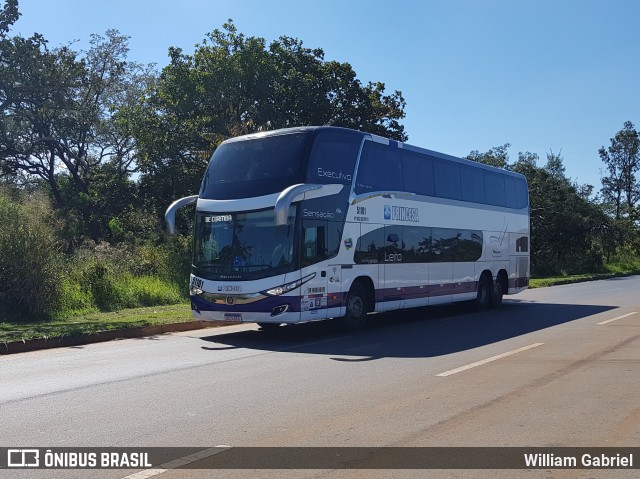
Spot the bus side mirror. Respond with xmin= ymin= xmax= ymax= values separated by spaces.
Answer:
xmin=165 ymin=195 xmax=198 ymax=234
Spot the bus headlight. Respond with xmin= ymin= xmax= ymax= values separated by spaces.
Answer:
xmin=263 ymin=273 xmax=316 ymax=296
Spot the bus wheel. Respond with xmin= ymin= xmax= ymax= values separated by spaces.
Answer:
xmin=258 ymin=322 xmax=281 ymax=331
xmin=475 ymin=275 xmax=491 ymax=311
xmin=341 ymin=283 xmax=368 ymax=331
xmin=490 ymin=279 xmax=504 ymax=308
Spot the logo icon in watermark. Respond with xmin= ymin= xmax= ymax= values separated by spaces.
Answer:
xmin=7 ymin=449 xmax=39 ymax=467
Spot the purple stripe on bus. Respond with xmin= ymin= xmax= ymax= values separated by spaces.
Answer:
xmin=191 ymin=278 xmax=521 ymax=313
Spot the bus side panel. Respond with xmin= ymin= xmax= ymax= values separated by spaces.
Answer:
xmin=452 ymin=262 xmax=476 ymax=301
xmin=299 ymin=265 xmax=328 ymax=321
xmin=428 ymin=263 xmax=453 ymax=305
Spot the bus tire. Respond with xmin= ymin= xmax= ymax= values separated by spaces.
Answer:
xmin=475 ymin=274 xmax=491 ymax=311
xmin=341 ymin=283 xmax=368 ymax=332
xmin=490 ymin=277 xmax=504 ymax=308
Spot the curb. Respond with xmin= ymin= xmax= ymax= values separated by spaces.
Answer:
xmin=0 ymin=321 xmax=229 ymax=355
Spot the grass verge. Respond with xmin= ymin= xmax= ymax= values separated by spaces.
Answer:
xmin=0 ymin=302 xmax=193 ymax=343
xmin=529 ymin=270 xmax=640 ymax=288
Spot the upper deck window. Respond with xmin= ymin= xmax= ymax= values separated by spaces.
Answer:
xmin=354 ymin=141 xmax=402 ymax=194
xmin=199 ymin=132 xmax=311 ymax=200
xmin=306 ymin=131 xmax=362 ymax=185
xmin=353 ymin=139 xmax=528 ymax=210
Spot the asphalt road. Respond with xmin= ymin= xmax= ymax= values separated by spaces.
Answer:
xmin=1 ymin=276 xmax=639 ymax=479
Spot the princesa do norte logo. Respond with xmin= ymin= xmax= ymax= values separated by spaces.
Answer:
xmin=384 ymin=205 xmax=419 ymax=222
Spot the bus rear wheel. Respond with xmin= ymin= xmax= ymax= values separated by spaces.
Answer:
xmin=490 ymin=279 xmax=504 ymax=308
xmin=341 ymin=283 xmax=368 ymax=332
xmin=475 ymin=274 xmax=491 ymax=311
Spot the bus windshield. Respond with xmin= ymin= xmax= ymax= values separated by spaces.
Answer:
xmin=199 ymin=132 xmax=312 ymax=200
xmin=193 ymin=208 xmax=297 ymax=280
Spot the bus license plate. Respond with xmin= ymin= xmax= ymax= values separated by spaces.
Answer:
xmin=224 ymin=313 xmax=242 ymax=323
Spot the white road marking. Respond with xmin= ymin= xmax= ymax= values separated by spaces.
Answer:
xmin=600 ymin=288 xmax=622 ymax=293
xmin=121 ymin=447 xmax=229 ymax=479
xmin=436 ymin=343 xmax=544 ymax=377
xmin=597 ymin=311 xmax=637 ymax=325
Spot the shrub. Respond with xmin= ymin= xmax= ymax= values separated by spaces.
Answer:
xmin=606 ymin=245 xmax=640 ymax=273
xmin=52 ymin=277 xmax=96 ymax=318
xmin=125 ymin=276 xmax=182 ymax=307
xmin=0 ymin=190 xmax=63 ymax=320
xmin=58 ymin=241 xmax=187 ymax=313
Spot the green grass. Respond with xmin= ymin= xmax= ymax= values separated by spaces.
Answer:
xmin=530 ymin=269 xmax=640 ymax=288
xmin=0 ymin=302 xmax=193 ymax=343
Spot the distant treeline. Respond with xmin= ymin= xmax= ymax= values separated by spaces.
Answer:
xmin=1 ymin=1 xmax=639 ymax=320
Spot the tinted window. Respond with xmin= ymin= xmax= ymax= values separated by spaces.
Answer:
xmin=433 ymin=160 xmax=461 ymax=200
xmin=429 ymin=228 xmax=458 ymax=262
xmin=516 ymin=235 xmax=529 ymax=253
xmin=306 ymin=131 xmax=361 ymax=185
xmin=301 ymin=219 xmax=327 ymax=267
xmin=403 ymin=226 xmax=430 ymax=263
xmin=505 ymin=176 xmax=529 ymax=209
xmin=457 ymin=230 xmax=483 ymax=261
xmin=354 ymin=227 xmax=383 ymax=264
xmin=383 ymin=225 xmax=404 ymax=263
xmin=200 ymin=132 xmax=311 ymax=200
xmin=460 ymin=166 xmax=485 ymax=203
xmin=355 ymin=141 xmax=403 ymax=194
xmin=300 ymin=219 xmax=343 ymax=266
xmin=402 ymin=151 xmax=435 ymax=196
xmin=484 ymin=172 xmax=506 ymax=207
xmin=354 ymin=226 xmax=485 ymax=264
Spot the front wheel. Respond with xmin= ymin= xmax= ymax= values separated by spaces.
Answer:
xmin=341 ymin=283 xmax=368 ymax=332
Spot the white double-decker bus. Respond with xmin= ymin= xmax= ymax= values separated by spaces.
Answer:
xmin=166 ymin=126 xmax=529 ymax=330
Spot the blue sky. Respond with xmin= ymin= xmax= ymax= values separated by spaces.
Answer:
xmin=12 ymin=0 xmax=640 ymax=191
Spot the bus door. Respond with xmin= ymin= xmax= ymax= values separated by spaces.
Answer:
xmin=300 ymin=220 xmax=330 ymax=319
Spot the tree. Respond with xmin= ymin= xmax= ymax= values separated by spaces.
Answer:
xmin=126 ymin=20 xmax=407 ymax=206
xmin=512 ymin=152 xmax=609 ymax=275
xmin=469 ymin=144 xmax=610 ymax=274
xmin=1 ymin=5 xmax=154 ymax=241
xmin=599 ymin=121 xmax=640 ymax=220
xmin=0 ymin=0 xmax=18 ymax=38
xmin=544 ymin=149 xmax=566 ymax=179
xmin=466 ymin=143 xmax=511 ymax=169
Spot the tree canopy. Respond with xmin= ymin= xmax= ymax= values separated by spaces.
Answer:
xmin=1 ymin=2 xmax=154 ymax=241
xmin=125 ymin=20 xmax=407 ymax=203
xmin=599 ymin=121 xmax=640 ymax=220
xmin=468 ymin=146 xmax=611 ymax=275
